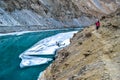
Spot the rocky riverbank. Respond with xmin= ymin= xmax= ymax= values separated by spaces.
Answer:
xmin=39 ymin=8 xmax=120 ymax=80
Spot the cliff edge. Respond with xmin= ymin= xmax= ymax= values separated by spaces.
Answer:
xmin=39 ymin=9 xmax=120 ymax=80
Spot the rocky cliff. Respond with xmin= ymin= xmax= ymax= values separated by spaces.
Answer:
xmin=1 ymin=0 xmax=119 ymax=19
xmin=39 ymin=8 xmax=120 ymax=80
xmin=0 ymin=0 xmax=120 ymax=32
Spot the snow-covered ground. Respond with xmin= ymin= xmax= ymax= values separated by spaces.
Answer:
xmin=19 ymin=31 xmax=77 ymax=68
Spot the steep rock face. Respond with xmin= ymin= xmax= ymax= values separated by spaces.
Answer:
xmin=39 ymin=9 xmax=120 ymax=80
xmin=0 ymin=0 xmax=120 ymax=26
xmin=0 ymin=0 xmax=120 ymax=21
xmin=1 ymin=0 xmax=119 ymax=19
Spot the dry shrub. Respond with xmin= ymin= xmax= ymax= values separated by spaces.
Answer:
xmin=78 ymin=41 xmax=82 ymax=45
xmin=85 ymin=32 xmax=92 ymax=38
xmin=112 ymin=25 xmax=119 ymax=29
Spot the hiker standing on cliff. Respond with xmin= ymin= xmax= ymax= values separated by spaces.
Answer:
xmin=95 ymin=20 xmax=100 ymax=30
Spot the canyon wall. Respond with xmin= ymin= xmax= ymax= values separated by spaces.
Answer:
xmin=0 ymin=0 xmax=120 ymax=32
xmin=1 ymin=0 xmax=120 ymax=19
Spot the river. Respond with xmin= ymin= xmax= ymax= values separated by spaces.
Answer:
xmin=0 ymin=28 xmax=82 ymax=80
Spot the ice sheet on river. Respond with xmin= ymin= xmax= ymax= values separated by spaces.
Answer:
xmin=19 ymin=31 xmax=77 ymax=68
xmin=20 ymin=55 xmax=52 ymax=68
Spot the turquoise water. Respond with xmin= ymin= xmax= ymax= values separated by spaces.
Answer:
xmin=0 ymin=28 xmax=80 ymax=80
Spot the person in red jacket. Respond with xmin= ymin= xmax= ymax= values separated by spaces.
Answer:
xmin=95 ymin=20 xmax=100 ymax=30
